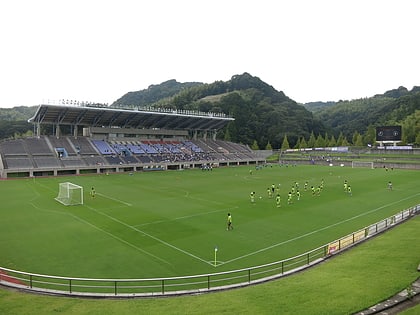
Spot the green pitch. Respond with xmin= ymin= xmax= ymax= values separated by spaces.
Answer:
xmin=1 ymin=165 xmax=419 ymax=279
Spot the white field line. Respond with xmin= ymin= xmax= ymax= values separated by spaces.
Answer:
xmin=134 ymin=206 xmax=238 ymax=227
xmin=74 ymin=206 xmax=172 ymax=265
xmin=28 ymin=180 xmax=226 ymax=266
xmin=96 ymin=192 xmax=132 ymax=206
xmin=220 ymin=193 xmax=420 ymax=266
xmin=26 ymin=200 xmax=171 ymax=265
xmin=85 ymin=205 xmax=216 ymax=266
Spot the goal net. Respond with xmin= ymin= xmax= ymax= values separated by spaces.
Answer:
xmin=351 ymin=161 xmax=374 ymax=169
xmin=55 ymin=182 xmax=84 ymax=205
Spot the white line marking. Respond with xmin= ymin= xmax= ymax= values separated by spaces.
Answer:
xmin=134 ymin=207 xmax=238 ymax=227
xmin=72 ymin=208 xmax=171 ymax=265
xmin=26 ymin=201 xmax=171 ymax=265
xmin=96 ymin=192 xmax=132 ymax=206
xmin=220 ymin=193 xmax=420 ymax=266
xmin=86 ymin=205 xmax=216 ymax=266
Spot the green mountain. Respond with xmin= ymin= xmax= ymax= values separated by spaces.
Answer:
xmin=115 ymin=73 xmax=325 ymax=149
xmin=308 ymin=86 xmax=420 ymax=143
xmin=0 ymin=75 xmax=419 ymax=147
xmin=112 ymin=79 xmax=202 ymax=107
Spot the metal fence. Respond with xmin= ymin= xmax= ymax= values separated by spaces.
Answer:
xmin=1 ymin=205 xmax=419 ymax=298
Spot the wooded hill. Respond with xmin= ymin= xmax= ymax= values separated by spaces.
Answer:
xmin=0 ymin=73 xmax=419 ymax=148
xmin=113 ymin=73 xmax=325 ymax=149
xmin=304 ymin=86 xmax=420 ymax=146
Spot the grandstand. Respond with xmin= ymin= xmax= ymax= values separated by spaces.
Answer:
xmin=0 ymin=103 xmax=267 ymax=178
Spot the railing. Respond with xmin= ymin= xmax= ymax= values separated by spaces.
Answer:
xmin=1 ymin=205 xmax=419 ymax=297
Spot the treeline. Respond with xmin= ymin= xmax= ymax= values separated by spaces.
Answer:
xmin=0 ymin=106 xmax=36 ymax=140
xmin=116 ymin=73 xmax=420 ymax=148
xmin=0 ymin=74 xmax=419 ymax=148
xmin=116 ymin=73 xmax=326 ymax=149
xmin=307 ymin=86 xmax=420 ymax=146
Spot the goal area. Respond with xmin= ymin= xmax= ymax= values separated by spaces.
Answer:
xmin=55 ymin=182 xmax=84 ymax=205
xmin=351 ymin=161 xmax=374 ymax=169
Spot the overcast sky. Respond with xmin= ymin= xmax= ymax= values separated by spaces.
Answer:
xmin=0 ymin=0 xmax=419 ymax=108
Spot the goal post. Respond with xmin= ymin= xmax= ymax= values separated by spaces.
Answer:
xmin=55 ymin=182 xmax=84 ymax=205
xmin=351 ymin=161 xmax=374 ymax=169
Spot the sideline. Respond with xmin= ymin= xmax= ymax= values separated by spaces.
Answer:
xmin=221 ymin=193 xmax=420 ymax=266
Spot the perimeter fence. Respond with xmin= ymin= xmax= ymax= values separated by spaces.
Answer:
xmin=1 ymin=204 xmax=419 ymax=298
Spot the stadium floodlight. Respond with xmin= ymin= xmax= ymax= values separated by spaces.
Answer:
xmin=55 ymin=182 xmax=84 ymax=206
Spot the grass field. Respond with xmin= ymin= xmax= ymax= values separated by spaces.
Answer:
xmin=1 ymin=164 xmax=419 ymax=281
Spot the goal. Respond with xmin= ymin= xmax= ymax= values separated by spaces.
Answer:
xmin=351 ymin=161 xmax=374 ymax=169
xmin=55 ymin=182 xmax=84 ymax=205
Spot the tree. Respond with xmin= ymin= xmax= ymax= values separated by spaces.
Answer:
xmin=300 ymin=136 xmax=308 ymax=149
xmin=281 ymin=134 xmax=290 ymax=151
xmin=307 ymin=131 xmax=316 ymax=148
xmin=328 ymin=135 xmax=337 ymax=147
xmin=415 ymin=131 xmax=420 ymax=146
xmin=363 ymin=125 xmax=376 ymax=146
xmin=336 ymin=132 xmax=345 ymax=146
xmin=251 ymin=140 xmax=259 ymax=150
xmin=341 ymin=137 xmax=350 ymax=146
xmin=354 ymin=133 xmax=364 ymax=146
xmin=294 ymin=137 xmax=301 ymax=149
xmin=315 ymin=134 xmax=326 ymax=148
xmin=352 ymin=131 xmax=362 ymax=145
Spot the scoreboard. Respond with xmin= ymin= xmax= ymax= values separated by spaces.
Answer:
xmin=376 ymin=126 xmax=402 ymax=141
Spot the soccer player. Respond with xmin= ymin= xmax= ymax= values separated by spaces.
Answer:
xmin=227 ymin=213 xmax=233 ymax=230
xmin=344 ymin=180 xmax=348 ymax=193
xmin=276 ymin=194 xmax=281 ymax=208
xmin=304 ymin=181 xmax=308 ymax=191
xmin=90 ymin=186 xmax=96 ymax=198
xmin=250 ymin=191 xmax=255 ymax=204
xmin=296 ymin=190 xmax=301 ymax=201
xmin=267 ymin=187 xmax=273 ymax=198
xmin=287 ymin=192 xmax=292 ymax=204
xmin=347 ymin=185 xmax=352 ymax=196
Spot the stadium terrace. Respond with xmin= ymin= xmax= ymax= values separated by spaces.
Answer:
xmin=0 ymin=103 xmax=267 ymax=179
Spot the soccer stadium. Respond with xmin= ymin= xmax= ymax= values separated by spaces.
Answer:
xmin=0 ymin=103 xmax=267 ymax=179
xmin=1 ymin=103 xmax=420 ymax=313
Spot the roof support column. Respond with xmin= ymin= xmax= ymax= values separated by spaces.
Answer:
xmin=35 ymin=122 xmax=41 ymax=138
xmin=55 ymin=124 xmax=60 ymax=138
xmin=73 ymin=125 xmax=78 ymax=139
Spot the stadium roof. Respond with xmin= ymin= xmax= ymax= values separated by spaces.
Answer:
xmin=28 ymin=104 xmax=234 ymax=131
